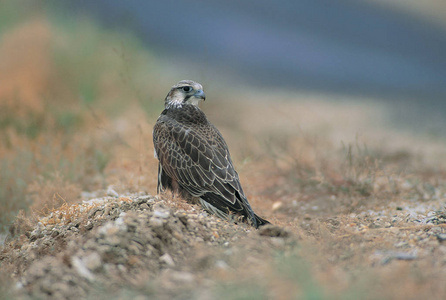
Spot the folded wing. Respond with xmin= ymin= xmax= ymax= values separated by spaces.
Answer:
xmin=153 ymin=114 xmax=259 ymax=225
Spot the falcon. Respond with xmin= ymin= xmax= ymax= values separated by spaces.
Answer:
xmin=153 ymin=80 xmax=269 ymax=228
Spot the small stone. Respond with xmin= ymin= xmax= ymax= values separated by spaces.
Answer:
xmin=29 ymin=229 xmax=42 ymax=241
xmin=72 ymin=256 xmax=94 ymax=281
xmin=149 ymin=217 xmax=164 ymax=227
xmin=69 ymin=227 xmax=80 ymax=233
xmin=272 ymin=201 xmax=283 ymax=211
xmin=188 ymin=220 xmax=198 ymax=229
xmin=169 ymin=271 xmax=194 ymax=283
xmin=83 ymin=252 xmax=102 ymax=271
xmin=153 ymin=210 xmax=170 ymax=219
xmin=215 ymin=260 xmax=228 ymax=270
xmin=99 ymin=222 xmax=120 ymax=236
xmin=178 ymin=214 xmax=188 ymax=225
xmin=118 ymin=264 xmax=127 ymax=272
xmin=374 ymin=250 xmax=418 ymax=265
xmin=140 ymin=203 xmax=149 ymax=210
xmin=84 ymin=221 xmax=94 ymax=230
xmin=160 ymin=253 xmax=175 ymax=267
xmin=437 ymin=233 xmax=446 ymax=242
xmin=138 ymin=195 xmax=153 ymax=202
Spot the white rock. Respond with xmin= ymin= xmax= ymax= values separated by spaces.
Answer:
xmin=153 ymin=210 xmax=170 ymax=219
xmin=72 ymin=256 xmax=94 ymax=281
xmin=83 ymin=252 xmax=102 ymax=271
xmin=159 ymin=253 xmax=175 ymax=266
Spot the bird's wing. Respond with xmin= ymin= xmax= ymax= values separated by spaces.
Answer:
xmin=153 ymin=114 xmax=254 ymax=216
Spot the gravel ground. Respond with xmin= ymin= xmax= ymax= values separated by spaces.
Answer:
xmin=2 ymin=189 xmax=446 ymax=299
xmin=0 ymin=193 xmax=291 ymax=299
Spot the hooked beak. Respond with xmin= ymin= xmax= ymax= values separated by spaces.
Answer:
xmin=194 ymin=89 xmax=206 ymax=101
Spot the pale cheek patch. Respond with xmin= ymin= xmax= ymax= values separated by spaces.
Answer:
xmin=186 ymin=97 xmax=203 ymax=106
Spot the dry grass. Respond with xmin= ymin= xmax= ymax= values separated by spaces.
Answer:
xmin=0 ymin=14 xmax=163 ymax=232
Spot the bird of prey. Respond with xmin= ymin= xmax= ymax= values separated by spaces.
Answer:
xmin=153 ymin=80 xmax=269 ymax=228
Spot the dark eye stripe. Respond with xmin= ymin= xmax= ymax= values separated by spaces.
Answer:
xmin=183 ymin=95 xmax=192 ymax=103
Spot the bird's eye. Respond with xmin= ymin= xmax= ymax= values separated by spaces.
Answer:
xmin=182 ymin=86 xmax=192 ymax=92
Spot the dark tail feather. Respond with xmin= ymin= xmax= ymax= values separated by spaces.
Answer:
xmin=253 ymin=214 xmax=270 ymax=228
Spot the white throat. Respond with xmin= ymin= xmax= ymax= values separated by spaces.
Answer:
xmin=187 ymin=97 xmax=203 ymax=106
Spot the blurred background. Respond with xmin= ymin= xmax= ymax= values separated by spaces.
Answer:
xmin=59 ymin=0 xmax=446 ymax=132
xmin=58 ymin=0 xmax=446 ymax=102
xmin=1 ymin=0 xmax=446 ymax=231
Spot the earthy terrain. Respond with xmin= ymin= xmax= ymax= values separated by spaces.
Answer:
xmin=1 ymin=10 xmax=446 ymax=300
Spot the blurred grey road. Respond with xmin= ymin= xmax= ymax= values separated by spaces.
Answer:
xmin=57 ymin=0 xmax=446 ymax=105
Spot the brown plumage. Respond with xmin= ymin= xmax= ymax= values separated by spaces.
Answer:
xmin=153 ymin=80 xmax=269 ymax=228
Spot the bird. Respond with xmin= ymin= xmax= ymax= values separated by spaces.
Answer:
xmin=153 ymin=80 xmax=270 ymax=228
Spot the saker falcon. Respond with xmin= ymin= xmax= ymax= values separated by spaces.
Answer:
xmin=153 ymin=80 xmax=269 ymax=228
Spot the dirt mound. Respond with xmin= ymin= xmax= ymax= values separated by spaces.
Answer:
xmin=1 ymin=194 xmax=291 ymax=299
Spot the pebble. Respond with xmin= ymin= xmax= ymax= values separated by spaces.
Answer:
xmin=98 ymin=222 xmax=120 ymax=236
xmin=374 ymin=250 xmax=418 ymax=265
xmin=215 ymin=260 xmax=228 ymax=270
xmin=153 ymin=210 xmax=170 ymax=219
xmin=85 ymin=221 xmax=94 ymax=230
xmin=72 ymin=256 xmax=94 ymax=281
xmin=83 ymin=252 xmax=102 ymax=271
xmin=436 ymin=233 xmax=446 ymax=242
xmin=178 ymin=214 xmax=188 ymax=225
xmin=140 ymin=203 xmax=150 ymax=210
xmin=272 ymin=201 xmax=283 ymax=211
xmin=169 ymin=271 xmax=195 ymax=284
xmin=149 ymin=216 xmax=164 ymax=227
xmin=159 ymin=253 xmax=175 ymax=267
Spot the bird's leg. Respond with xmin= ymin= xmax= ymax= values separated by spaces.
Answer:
xmin=171 ymin=179 xmax=180 ymax=198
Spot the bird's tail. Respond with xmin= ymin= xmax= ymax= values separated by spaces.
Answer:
xmin=198 ymin=197 xmax=270 ymax=229
xmin=253 ymin=213 xmax=270 ymax=228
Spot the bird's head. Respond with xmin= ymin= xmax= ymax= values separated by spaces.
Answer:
xmin=165 ymin=80 xmax=206 ymax=108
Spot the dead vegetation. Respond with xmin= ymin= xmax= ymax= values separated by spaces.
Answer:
xmin=1 ymin=8 xmax=446 ymax=300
